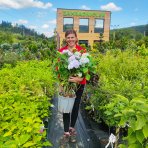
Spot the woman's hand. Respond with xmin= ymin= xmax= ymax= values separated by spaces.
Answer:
xmin=68 ymin=76 xmax=83 ymax=83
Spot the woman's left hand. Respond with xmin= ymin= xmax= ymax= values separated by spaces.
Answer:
xmin=68 ymin=76 xmax=83 ymax=83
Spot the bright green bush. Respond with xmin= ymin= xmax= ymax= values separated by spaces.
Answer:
xmin=86 ymin=49 xmax=148 ymax=147
xmin=0 ymin=60 xmax=55 ymax=147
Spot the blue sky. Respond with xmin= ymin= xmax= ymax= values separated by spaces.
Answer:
xmin=0 ymin=0 xmax=147 ymax=37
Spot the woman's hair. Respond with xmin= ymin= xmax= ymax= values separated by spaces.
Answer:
xmin=65 ymin=29 xmax=77 ymax=38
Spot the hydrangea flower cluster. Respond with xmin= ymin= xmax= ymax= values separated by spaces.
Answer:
xmin=62 ymin=50 xmax=90 ymax=71
xmin=54 ymin=48 xmax=94 ymax=96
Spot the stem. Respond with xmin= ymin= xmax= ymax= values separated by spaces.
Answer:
xmin=115 ymin=127 xmax=120 ymax=148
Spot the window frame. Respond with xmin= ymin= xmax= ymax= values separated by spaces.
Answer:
xmin=94 ymin=18 xmax=104 ymax=33
xmin=63 ymin=17 xmax=74 ymax=32
xmin=79 ymin=18 xmax=89 ymax=33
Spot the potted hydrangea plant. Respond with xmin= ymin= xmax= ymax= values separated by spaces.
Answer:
xmin=54 ymin=48 xmax=94 ymax=113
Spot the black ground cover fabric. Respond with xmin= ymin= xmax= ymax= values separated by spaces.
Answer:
xmin=47 ymin=95 xmax=110 ymax=148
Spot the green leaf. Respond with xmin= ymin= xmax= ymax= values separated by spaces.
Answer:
xmin=85 ymin=106 xmax=92 ymax=110
xmin=25 ymin=117 xmax=34 ymax=124
xmin=3 ymin=140 xmax=16 ymax=147
xmin=114 ymin=113 xmax=122 ymax=117
xmin=143 ymin=124 xmax=148 ymax=138
xmin=43 ymin=141 xmax=52 ymax=146
xmin=136 ymin=130 xmax=145 ymax=144
xmin=135 ymin=115 xmax=146 ymax=130
xmin=104 ymin=111 xmax=112 ymax=115
xmin=119 ymin=118 xmax=126 ymax=126
xmin=128 ymin=132 xmax=137 ymax=144
xmin=19 ymin=134 xmax=31 ymax=145
xmin=128 ymin=128 xmax=134 ymax=136
xmin=128 ymin=143 xmax=142 ymax=148
xmin=3 ymin=131 xmax=12 ymax=137
xmin=140 ymin=104 xmax=148 ymax=113
xmin=119 ymin=144 xmax=127 ymax=148
xmin=86 ymin=74 xmax=90 ymax=81
xmin=82 ymin=68 xmax=88 ymax=73
xmin=23 ymin=141 xmax=35 ymax=147
xmin=26 ymin=127 xmax=32 ymax=132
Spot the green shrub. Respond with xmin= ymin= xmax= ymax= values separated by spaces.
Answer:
xmin=86 ymin=49 xmax=148 ymax=147
xmin=0 ymin=60 xmax=55 ymax=147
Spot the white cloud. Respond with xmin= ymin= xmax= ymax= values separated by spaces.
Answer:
xmin=38 ymin=26 xmax=55 ymax=37
xmin=14 ymin=19 xmax=28 ymax=25
xmin=48 ymin=19 xmax=56 ymax=25
xmin=130 ymin=22 xmax=136 ymax=26
xmin=12 ymin=23 xmax=16 ymax=27
xmin=0 ymin=0 xmax=52 ymax=9
xmin=28 ymin=25 xmax=37 ymax=29
xmin=100 ymin=2 xmax=122 ymax=11
xmin=80 ymin=5 xmax=91 ymax=10
xmin=43 ymin=31 xmax=54 ymax=37
xmin=41 ymin=24 xmax=49 ymax=29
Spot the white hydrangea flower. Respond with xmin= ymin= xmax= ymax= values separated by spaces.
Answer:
xmin=62 ymin=49 xmax=73 ymax=56
xmin=80 ymin=57 xmax=90 ymax=65
xmin=67 ymin=50 xmax=73 ymax=56
xmin=77 ymin=72 xmax=82 ymax=77
xmin=62 ymin=50 xmax=69 ymax=54
xmin=68 ymin=59 xmax=80 ymax=69
xmin=68 ymin=55 xmax=76 ymax=62
xmin=81 ymin=53 xmax=89 ymax=57
xmin=74 ymin=51 xmax=81 ymax=59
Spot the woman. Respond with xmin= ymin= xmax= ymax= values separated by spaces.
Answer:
xmin=58 ymin=29 xmax=86 ymax=147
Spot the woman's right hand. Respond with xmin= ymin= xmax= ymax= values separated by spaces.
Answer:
xmin=68 ymin=76 xmax=83 ymax=83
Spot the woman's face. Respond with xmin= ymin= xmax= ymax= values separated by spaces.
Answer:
xmin=66 ymin=33 xmax=77 ymax=48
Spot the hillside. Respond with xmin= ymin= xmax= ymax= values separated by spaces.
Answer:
xmin=1 ymin=20 xmax=147 ymax=43
xmin=110 ymin=24 xmax=148 ymax=40
xmin=0 ymin=21 xmax=46 ymax=39
xmin=0 ymin=21 xmax=56 ymax=47
xmin=124 ymin=24 xmax=148 ymax=35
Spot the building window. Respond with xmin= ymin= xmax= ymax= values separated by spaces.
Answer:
xmin=79 ymin=18 xmax=89 ymax=33
xmin=79 ymin=40 xmax=88 ymax=46
xmin=94 ymin=40 xmax=99 ymax=43
xmin=63 ymin=18 xmax=73 ymax=32
xmin=94 ymin=19 xmax=104 ymax=33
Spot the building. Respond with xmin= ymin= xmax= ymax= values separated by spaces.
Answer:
xmin=56 ymin=8 xmax=111 ymax=48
